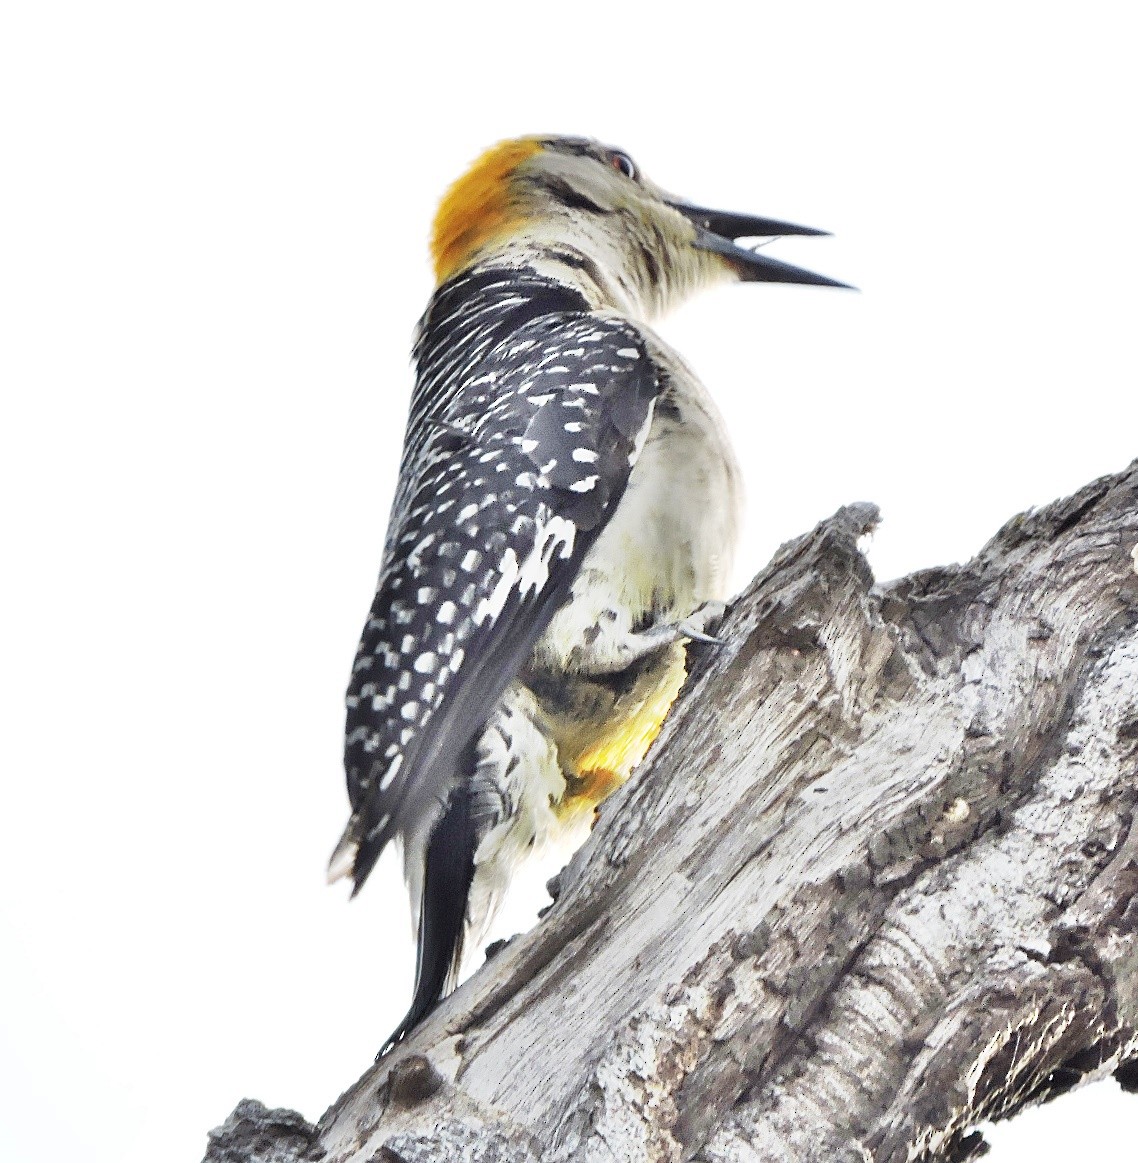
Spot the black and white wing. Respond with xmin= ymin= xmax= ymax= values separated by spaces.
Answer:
xmin=336 ymin=311 xmax=659 ymax=889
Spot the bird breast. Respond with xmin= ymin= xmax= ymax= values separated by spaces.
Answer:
xmin=535 ymin=336 xmax=743 ymax=671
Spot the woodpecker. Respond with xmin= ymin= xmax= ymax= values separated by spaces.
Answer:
xmin=329 ymin=136 xmax=847 ymax=1052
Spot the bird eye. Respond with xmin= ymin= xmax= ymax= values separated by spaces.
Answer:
xmin=610 ymin=152 xmax=637 ymax=180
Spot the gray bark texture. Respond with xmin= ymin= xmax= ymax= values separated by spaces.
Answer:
xmin=206 ymin=463 xmax=1138 ymax=1163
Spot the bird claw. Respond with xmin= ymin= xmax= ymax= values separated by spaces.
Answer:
xmin=679 ymin=624 xmax=727 ymax=646
xmin=677 ymin=600 xmax=728 ymax=646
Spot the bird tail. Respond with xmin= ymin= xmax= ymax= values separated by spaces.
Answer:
xmin=326 ymin=818 xmax=361 ymax=885
xmin=378 ymin=776 xmax=477 ymax=1057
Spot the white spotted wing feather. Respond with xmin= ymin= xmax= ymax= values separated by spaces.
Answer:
xmin=338 ymin=310 xmax=659 ymax=889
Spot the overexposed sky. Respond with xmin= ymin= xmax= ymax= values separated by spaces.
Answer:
xmin=2 ymin=4 xmax=1136 ymax=1161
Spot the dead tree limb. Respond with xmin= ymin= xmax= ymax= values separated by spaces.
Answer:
xmin=206 ymin=463 xmax=1138 ymax=1163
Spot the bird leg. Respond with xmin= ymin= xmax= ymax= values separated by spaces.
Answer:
xmin=566 ymin=600 xmax=727 ymax=676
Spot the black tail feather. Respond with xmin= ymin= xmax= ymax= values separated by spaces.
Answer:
xmin=377 ymin=776 xmax=477 ymax=1058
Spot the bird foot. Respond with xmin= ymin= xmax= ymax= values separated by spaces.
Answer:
xmin=674 ymin=600 xmax=728 ymax=646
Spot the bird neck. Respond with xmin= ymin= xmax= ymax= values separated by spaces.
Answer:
xmin=462 ymin=224 xmax=725 ymax=323
xmin=414 ymin=265 xmax=591 ymax=386
xmin=491 ymin=239 xmax=654 ymax=320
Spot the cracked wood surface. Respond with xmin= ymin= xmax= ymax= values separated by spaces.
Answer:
xmin=205 ymin=463 xmax=1138 ymax=1163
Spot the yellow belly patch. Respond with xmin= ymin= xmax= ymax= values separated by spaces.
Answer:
xmin=553 ymin=652 xmax=687 ymax=826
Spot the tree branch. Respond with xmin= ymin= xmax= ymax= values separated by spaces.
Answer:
xmin=206 ymin=463 xmax=1138 ymax=1163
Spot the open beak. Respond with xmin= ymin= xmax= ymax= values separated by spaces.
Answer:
xmin=668 ymin=199 xmax=853 ymax=289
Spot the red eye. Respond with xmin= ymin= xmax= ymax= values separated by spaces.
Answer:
xmin=610 ymin=152 xmax=637 ymax=180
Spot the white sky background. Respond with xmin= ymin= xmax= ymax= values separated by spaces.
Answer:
xmin=1 ymin=3 xmax=1136 ymax=1160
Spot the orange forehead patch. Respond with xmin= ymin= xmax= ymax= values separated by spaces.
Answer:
xmin=430 ymin=138 xmax=544 ymax=283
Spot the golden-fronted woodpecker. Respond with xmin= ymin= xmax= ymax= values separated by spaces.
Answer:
xmin=328 ymin=136 xmax=847 ymax=1052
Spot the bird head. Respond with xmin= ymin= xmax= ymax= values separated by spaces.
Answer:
xmin=430 ymin=135 xmax=848 ymax=318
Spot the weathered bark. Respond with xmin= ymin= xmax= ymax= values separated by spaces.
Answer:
xmin=206 ymin=463 xmax=1138 ymax=1163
